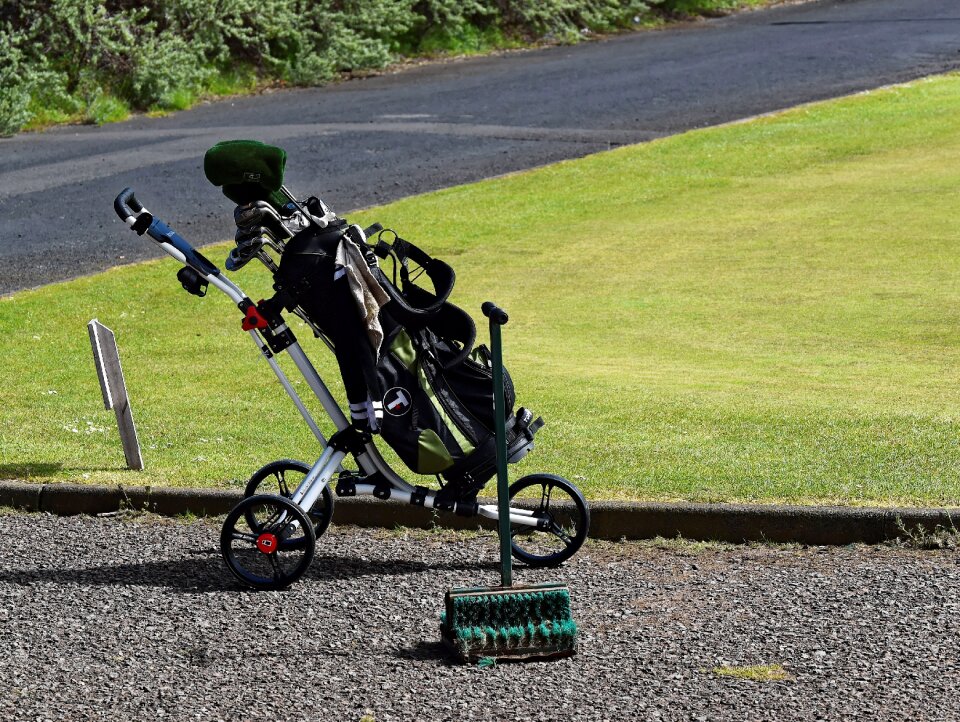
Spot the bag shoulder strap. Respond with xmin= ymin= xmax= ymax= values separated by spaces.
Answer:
xmin=372 ymin=230 xmax=455 ymax=318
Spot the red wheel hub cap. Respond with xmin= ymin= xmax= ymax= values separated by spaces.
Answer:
xmin=256 ymin=532 xmax=279 ymax=554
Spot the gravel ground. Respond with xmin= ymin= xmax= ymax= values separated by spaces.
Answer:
xmin=1 ymin=512 xmax=958 ymax=721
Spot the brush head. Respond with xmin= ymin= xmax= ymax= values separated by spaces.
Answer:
xmin=441 ymin=582 xmax=577 ymax=662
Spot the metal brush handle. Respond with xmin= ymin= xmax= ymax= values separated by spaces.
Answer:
xmin=483 ymin=301 xmax=512 ymax=588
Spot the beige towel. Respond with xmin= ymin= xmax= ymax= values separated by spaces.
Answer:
xmin=335 ymin=239 xmax=390 ymax=354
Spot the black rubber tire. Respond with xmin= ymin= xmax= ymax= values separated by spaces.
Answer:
xmin=221 ymin=494 xmax=316 ymax=591
xmin=244 ymin=459 xmax=334 ymax=541
xmin=507 ymin=473 xmax=590 ymax=568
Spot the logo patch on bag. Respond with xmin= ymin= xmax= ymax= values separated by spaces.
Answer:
xmin=383 ymin=387 xmax=412 ymax=416
xmin=243 ymin=171 xmax=261 ymax=182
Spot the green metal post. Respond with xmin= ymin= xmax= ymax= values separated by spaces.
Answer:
xmin=489 ymin=313 xmax=512 ymax=588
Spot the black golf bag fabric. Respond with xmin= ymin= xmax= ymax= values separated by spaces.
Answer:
xmin=378 ymin=326 xmax=515 ymax=482
xmin=268 ymin=222 xmax=522 ymax=496
xmin=270 ymin=221 xmax=383 ymax=423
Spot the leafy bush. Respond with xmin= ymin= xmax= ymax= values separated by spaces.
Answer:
xmin=496 ymin=0 xmax=650 ymax=37
xmin=0 ymin=0 xmax=755 ymax=135
xmin=0 ymin=32 xmax=35 ymax=136
xmin=125 ymin=31 xmax=210 ymax=108
xmin=87 ymin=93 xmax=130 ymax=125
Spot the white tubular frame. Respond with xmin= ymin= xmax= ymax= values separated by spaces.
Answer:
xmin=134 ymin=201 xmax=541 ymax=529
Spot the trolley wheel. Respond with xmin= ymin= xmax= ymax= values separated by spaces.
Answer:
xmin=221 ymin=494 xmax=316 ymax=590
xmin=244 ymin=459 xmax=334 ymax=541
xmin=508 ymin=473 xmax=590 ymax=568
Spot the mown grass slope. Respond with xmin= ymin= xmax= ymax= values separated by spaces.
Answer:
xmin=3 ymin=73 xmax=960 ymax=504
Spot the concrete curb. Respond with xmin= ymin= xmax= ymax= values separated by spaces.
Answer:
xmin=1 ymin=481 xmax=958 ymax=545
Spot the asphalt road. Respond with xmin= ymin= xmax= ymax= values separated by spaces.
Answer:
xmin=2 ymin=514 xmax=958 ymax=721
xmin=1 ymin=0 xmax=959 ymax=294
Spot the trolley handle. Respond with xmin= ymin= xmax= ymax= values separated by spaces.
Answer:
xmin=113 ymin=187 xmax=247 ymax=305
xmin=114 ymin=187 xmax=144 ymax=220
xmin=481 ymin=301 xmax=509 ymax=326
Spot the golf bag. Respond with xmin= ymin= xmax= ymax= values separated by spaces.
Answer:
xmin=203 ymin=141 xmax=542 ymax=501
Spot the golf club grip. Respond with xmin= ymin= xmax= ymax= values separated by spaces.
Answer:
xmin=114 ymin=187 xmax=143 ymax=221
xmin=481 ymin=301 xmax=508 ymax=326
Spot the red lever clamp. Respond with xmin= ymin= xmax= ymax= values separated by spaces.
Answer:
xmin=241 ymin=303 xmax=270 ymax=331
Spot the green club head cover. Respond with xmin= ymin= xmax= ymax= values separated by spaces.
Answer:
xmin=203 ymin=140 xmax=288 ymax=208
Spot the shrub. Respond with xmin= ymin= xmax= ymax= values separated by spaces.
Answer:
xmin=0 ymin=0 xmax=752 ymax=135
xmin=496 ymin=0 xmax=649 ymax=38
xmin=87 ymin=93 xmax=130 ymax=125
xmin=0 ymin=33 xmax=34 ymax=136
xmin=125 ymin=31 xmax=209 ymax=107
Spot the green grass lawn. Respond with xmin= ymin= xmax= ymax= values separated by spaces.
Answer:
xmin=3 ymin=73 xmax=960 ymax=505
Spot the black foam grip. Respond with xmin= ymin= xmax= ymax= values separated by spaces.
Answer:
xmin=114 ymin=187 xmax=143 ymax=220
xmin=481 ymin=301 xmax=508 ymax=325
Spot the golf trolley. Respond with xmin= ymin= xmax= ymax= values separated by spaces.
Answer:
xmin=113 ymin=186 xmax=590 ymax=591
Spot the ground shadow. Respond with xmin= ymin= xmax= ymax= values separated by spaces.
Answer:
xmin=305 ymin=553 xmax=498 ymax=581
xmin=0 ymin=552 xmax=236 ymax=592
xmin=391 ymin=640 xmax=458 ymax=666
xmin=0 ymin=462 xmax=63 ymax=479
xmin=0 ymin=550 xmax=498 ymax=593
